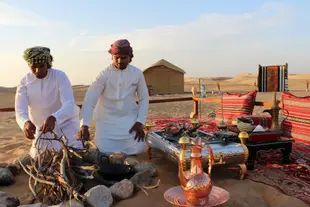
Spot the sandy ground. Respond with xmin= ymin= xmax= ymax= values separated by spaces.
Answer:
xmin=0 ymin=75 xmax=309 ymax=206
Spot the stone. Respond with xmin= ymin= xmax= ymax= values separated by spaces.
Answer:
xmin=109 ymin=179 xmax=134 ymax=200
xmin=130 ymin=170 xmax=153 ymax=188
xmin=0 ymin=168 xmax=14 ymax=186
xmin=14 ymin=154 xmax=31 ymax=167
xmin=0 ymin=191 xmax=20 ymax=207
xmin=6 ymin=164 xmax=21 ymax=176
xmin=124 ymin=157 xmax=139 ymax=167
xmin=84 ymin=185 xmax=113 ymax=207
xmin=133 ymin=163 xmax=157 ymax=177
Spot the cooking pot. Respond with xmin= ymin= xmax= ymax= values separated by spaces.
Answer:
xmin=98 ymin=155 xmax=136 ymax=181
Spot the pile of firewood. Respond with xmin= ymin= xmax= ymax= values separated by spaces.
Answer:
xmin=19 ymin=131 xmax=98 ymax=205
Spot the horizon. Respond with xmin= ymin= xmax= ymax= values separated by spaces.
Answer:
xmin=2 ymin=72 xmax=310 ymax=89
xmin=1 ymin=0 xmax=310 ymax=87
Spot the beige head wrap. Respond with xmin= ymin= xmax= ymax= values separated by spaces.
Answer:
xmin=23 ymin=46 xmax=53 ymax=67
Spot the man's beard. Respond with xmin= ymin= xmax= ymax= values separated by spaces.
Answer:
xmin=34 ymin=69 xmax=48 ymax=79
xmin=115 ymin=63 xmax=127 ymax=70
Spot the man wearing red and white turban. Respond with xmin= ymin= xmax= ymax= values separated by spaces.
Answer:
xmin=78 ymin=39 xmax=149 ymax=155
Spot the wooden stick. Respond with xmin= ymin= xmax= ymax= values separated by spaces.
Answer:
xmin=19 ymin=159 xmax=56 ymax=186
xmin=22 ymin=131 xmax=98 ymax=205
xmin=143 ymin=179 xmax=161 ymax=190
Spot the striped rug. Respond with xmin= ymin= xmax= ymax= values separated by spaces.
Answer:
xmin=258 ymin=64 xmax=288 ymax=92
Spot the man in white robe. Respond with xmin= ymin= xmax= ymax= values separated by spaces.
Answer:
xmin=15 ymin=46 xmax=83 ymax=159
xmin=78 ymin=39 xmax=149 ymax=155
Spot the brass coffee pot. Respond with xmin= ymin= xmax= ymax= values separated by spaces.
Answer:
xmin=263 ymin=92 xmax=281 ymax=131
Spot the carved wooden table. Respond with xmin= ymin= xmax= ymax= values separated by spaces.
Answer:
xmin=245 ymin=138 xmax=294 ymax=171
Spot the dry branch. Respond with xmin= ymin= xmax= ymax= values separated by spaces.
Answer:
xmin=19 ymin=131 xmax=99 ymax=205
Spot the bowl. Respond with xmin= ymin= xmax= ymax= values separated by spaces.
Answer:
xmin=236 ymin=117 xmax=255 ymax=132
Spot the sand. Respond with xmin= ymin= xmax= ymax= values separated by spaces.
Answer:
xmin=0 ymin=74 xmax=309 ymax=206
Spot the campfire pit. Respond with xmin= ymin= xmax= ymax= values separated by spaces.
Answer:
xmin=18 ymin=131 xmax=160 ymax=206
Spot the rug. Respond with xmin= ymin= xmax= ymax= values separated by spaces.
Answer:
xmin=146 ymin=117 xmax=220 ymax=133
xmin=246 ymin=142 xmax=310 ymax=205
xmin=146 ymin=117 xmax=310 ymax=205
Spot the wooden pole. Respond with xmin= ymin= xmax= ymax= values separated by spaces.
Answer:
xmin=193 ymin=100 xmax=198 ymax=117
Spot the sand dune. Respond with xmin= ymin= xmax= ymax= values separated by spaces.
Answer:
xmin=1 ymin=72 xmax=309 ymax=95
xmin=185 ymin=73 xmax=310 ymax=92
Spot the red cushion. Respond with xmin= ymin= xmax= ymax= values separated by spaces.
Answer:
xmin=281 ymin=92 xmax=310 ymax=143
xmin=215 ymin=90 xmax=257 ymax=122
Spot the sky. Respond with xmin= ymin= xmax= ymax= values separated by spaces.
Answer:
xmin=0 ymin=0 xmax=309 ymax=87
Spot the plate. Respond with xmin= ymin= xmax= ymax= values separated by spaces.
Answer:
xmin=164 ymin=185 xmax=230 ymax=207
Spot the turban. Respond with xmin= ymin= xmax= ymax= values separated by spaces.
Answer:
xmin=23 ymin=46 xmax=53 ymax=66
xmin=108 ymin=39 xmax=134 ymax=58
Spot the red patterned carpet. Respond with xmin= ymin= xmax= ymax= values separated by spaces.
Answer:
xmin=146 ymin=117 xmax=310 ymax=205
xmin=246 ymin=142 xmax=310 ymax=205
xmin=146 ymin=117 xmax=219 ymax=133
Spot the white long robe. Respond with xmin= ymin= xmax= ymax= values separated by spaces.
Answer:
xmin=15 ymin=68 xmax=83 ymax=158
xmin=80 ymin=64 xmax=149 ymax=155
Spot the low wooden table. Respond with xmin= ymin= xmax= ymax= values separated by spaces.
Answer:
xmin=245 ymin=138 xmax=294 ymax=171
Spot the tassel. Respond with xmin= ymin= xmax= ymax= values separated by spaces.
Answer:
xmin=216 ymin=82 xmax=221 ymax=93
xmin=216 ymin=82 xmax=225 ymax=123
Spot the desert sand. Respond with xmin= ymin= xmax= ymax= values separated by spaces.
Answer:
xmin=0 ymin=74 xmax=309 ymax=206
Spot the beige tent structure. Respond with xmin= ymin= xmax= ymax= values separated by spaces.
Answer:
xmin=143 ymin=59 xmax=186 ymax=94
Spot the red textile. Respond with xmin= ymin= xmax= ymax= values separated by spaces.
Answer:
xmin=281 ymin=92 xmax=310 ymax=143
xmin=108 ymin=39 xmax=133 ymax=58
xmin=215 ymin=90 xmax=257 ymax=123
xmin=146 ymin=117 xmax=219 ymax=133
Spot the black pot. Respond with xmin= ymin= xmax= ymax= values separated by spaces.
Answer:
xmin=98 ymin=162 xmax=136 ymax=181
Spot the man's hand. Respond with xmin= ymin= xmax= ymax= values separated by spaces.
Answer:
xmin=129 ymin=122 xmax=145 ymax=142
xmin=24 ymin=120 xmax=36 ymax=140
xmin=77 ymin=125 xmax=90 ymax=141
xmin=41 ymin=116 xmax=56 ymax=134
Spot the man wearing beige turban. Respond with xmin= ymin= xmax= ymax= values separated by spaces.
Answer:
xmin=78 ymin=39 xmax=149 ymax=155
xmin=15 ymin=46 xmax=83 ymax=158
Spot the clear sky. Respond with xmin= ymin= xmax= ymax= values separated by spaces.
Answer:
xmin=0 ymin=0 xmax=309 ymax=87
